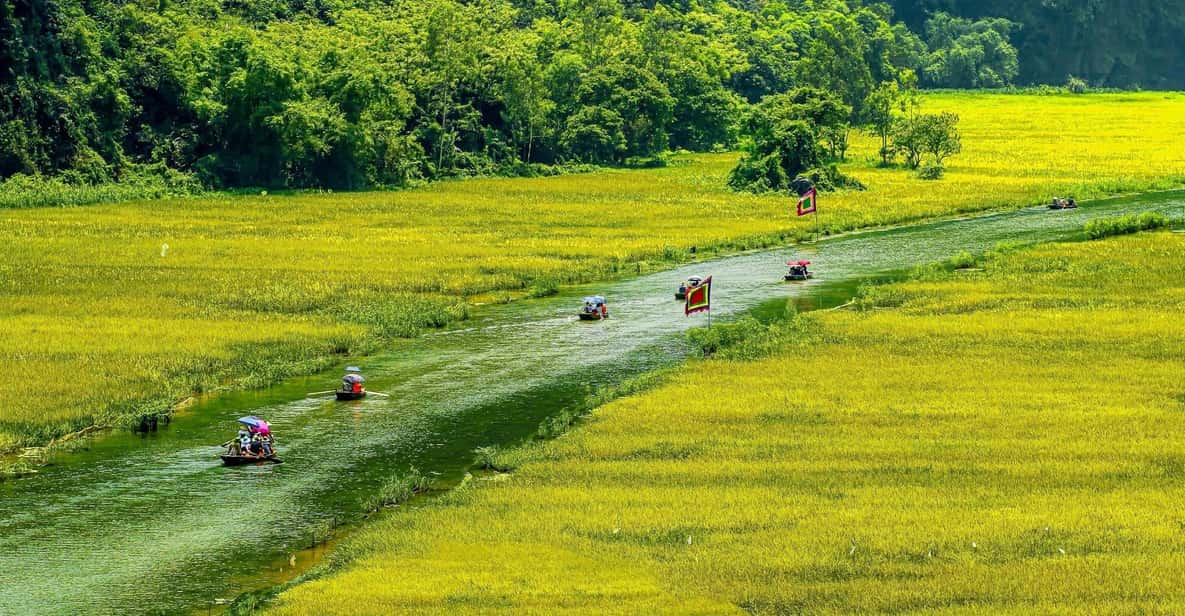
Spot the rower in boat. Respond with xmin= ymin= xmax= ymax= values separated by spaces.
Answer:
xmin=579 ymin=296 xmax=609 ymax=320
xmin=785 ymin=260 xmax=813 ymax=281
xmin=675 ymin=275 xmax=704 ymax=300
xmin=337 ymin=367 xmax=366 ymax=400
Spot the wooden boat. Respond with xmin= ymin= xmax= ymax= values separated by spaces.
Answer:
xmin=335 ymin=389 xmax=366 ymax=401
xmin=221 ymin=454 xmax=280 ymax=466
xmin=785 ymin=260 xmax=813 ymax=281
xmin=338 ymin=368 xmax=366 ymax=400
xmin=579 ymin=296 xmax=609 ymax=320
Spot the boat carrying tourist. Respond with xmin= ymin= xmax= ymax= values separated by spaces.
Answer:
xmin=337 ymin=366 xmax=367 ymax=400
xmin=579 ymin=296 xmax=609 ymax=320
xmin=675 ymin=275 xmax=705 ymax=300
xmin=785 ymin=260 xmax=813 ymax=281
xmin=220 ymin=416 xmax=278 ymax=465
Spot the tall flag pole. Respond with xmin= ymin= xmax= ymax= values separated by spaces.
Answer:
xmin=684 ymin=275 xmax=713 ymax=328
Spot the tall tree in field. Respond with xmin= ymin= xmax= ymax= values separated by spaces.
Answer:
xmin=863 ymin=81 xmax=902 ymax=165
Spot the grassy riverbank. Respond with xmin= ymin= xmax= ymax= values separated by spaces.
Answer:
xmin=3 ymin=92 xmax=1185 ymax=452
xmin=267 ymin=229 xmax=1185 ymax=614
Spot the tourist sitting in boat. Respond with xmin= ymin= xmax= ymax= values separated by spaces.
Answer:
xmin=676 ymin=275 xmax=704 ymax=300
xmin=221 ymin=416 xmax=279 ymax=464
xmin=337 ymin=368 xmax=367 ymax=400
xmin=579 ymin=296 xmax=608 ymax=320
xmin=785 ymin=260 xmax=813 ymax=281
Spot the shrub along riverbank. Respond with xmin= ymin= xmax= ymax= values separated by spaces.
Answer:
xmin=2 ymin=92 xmax=1184 ymax=453
xmin=266 ymin=228 xmax=1185 ymax=614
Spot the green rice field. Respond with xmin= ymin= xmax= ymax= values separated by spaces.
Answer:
xmin=267 ymin=228 xmax=1185 ymax=614
xmin=2 ymin=92 xmax=1185 ymax=452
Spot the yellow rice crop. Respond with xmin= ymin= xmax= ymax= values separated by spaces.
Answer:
xmin=1 ymin=92 xmax=1184 ymax=451
xmin=267 ymin=230 xmax=1185 ymax=614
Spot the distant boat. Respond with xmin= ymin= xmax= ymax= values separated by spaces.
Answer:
xmin=785 ymin=260 xmax=813 ymax=281
xmin=579 ymin=296 xmax=609 ymax=320
xmin=337 ymin=369 xmax=366 ymax=400
xmin=675 ymin=275 xmax=705 ymax=300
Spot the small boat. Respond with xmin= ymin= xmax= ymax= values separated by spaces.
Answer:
xmin=785 ymin=260 xmax=813 ymax=281
xmin=221 ymin=416 xmax=278 ymax=465
xmin=221 ymin=454 xmax=280 ymax=466
xmin=579 ymin=296 xmax=609 ymax=320
xmin=1048 ymin=197 xmax=1078 ymax=210
xmin=675 ymin=275 xmax=705 ymax=300
xmin=337 ymin=367 xmax=366 ymax=400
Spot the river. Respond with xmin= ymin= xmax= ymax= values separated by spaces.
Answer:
xmin=1 ymin=191 xmax=1183 ymax=615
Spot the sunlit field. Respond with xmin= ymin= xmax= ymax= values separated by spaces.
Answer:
xmin=268 ymin=230 xmax=1185 ymax=614
xmin=2 ymin=92 xmax=1184 ymax=451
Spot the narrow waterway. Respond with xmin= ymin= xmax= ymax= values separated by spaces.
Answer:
xmin=1 ymin=192 xmax=1182 ymax=615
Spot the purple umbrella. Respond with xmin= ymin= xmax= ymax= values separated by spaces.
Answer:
xmin=237 ymin=416 xmax=270 ymax=434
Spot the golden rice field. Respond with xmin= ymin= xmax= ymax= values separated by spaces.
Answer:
xmin=267 ymin=230 xmax=1185 ymax=614
xmin=2 ymin=92 xmax=1185 ymax=452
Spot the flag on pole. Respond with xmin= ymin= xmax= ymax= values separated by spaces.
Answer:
xmin=796 ymin=188 xmax=817 ymax=216
xmin=685 ymin=275 xmax=712 ymax=315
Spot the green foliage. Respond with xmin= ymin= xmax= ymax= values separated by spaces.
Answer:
xmin=2 ymin=0 xmax=940 ymax=193
xmin=891 ymin=0 xmax=1185 ymax=89
xmin=728 ymin=88 xmax=855 ymax=193
xmin=0 ymin=166 xmax=202 ymax=208
xmin=525 ymin=279 xmax=560 ymax=298
xmin=359 ymin=467 xmax=432 ymax=513
xmin=472 ymin=446 xmax=512 ymax=472
xmin=917 ymin=163 xmax=944 ymax=180
xmin=1066 ymin=76 xmax=1090 ymax=94
xmin=892 ymin=111 xmax=961 ymax=171
xmin=1084 ymin=212 xmax=1169 ymax=240
xmin=863 ymin=80 xmax=904 ymax=166
xmin=921 ymin=13 xmax=1019 ymax=88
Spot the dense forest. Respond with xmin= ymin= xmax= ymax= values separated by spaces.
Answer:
xmin=890 ymin=0 xmax=1185 ymax=90
xmin=1 ymin=0 xmax=1181 ymax=191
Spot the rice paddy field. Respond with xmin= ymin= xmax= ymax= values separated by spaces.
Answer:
xmin=2 ymin=91 xmax=1185 ymax=452
xmin=267 ymin=229 xmax=1185 ymax=614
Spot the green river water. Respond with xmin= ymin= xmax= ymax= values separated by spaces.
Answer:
xmin=1 ymin=192 xmax=1183 ymax=615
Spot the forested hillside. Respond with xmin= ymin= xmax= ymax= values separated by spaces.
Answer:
xmin=1 ymin=0 xmax=1180 ymax=192
xmin=890 ymin=0 xmax=1185 ymax=89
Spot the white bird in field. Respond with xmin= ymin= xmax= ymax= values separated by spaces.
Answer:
xmin=686 ymin=535 xmax=693 ymax=545
xmin=160 ymin=243 xmax=168 ymax=257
